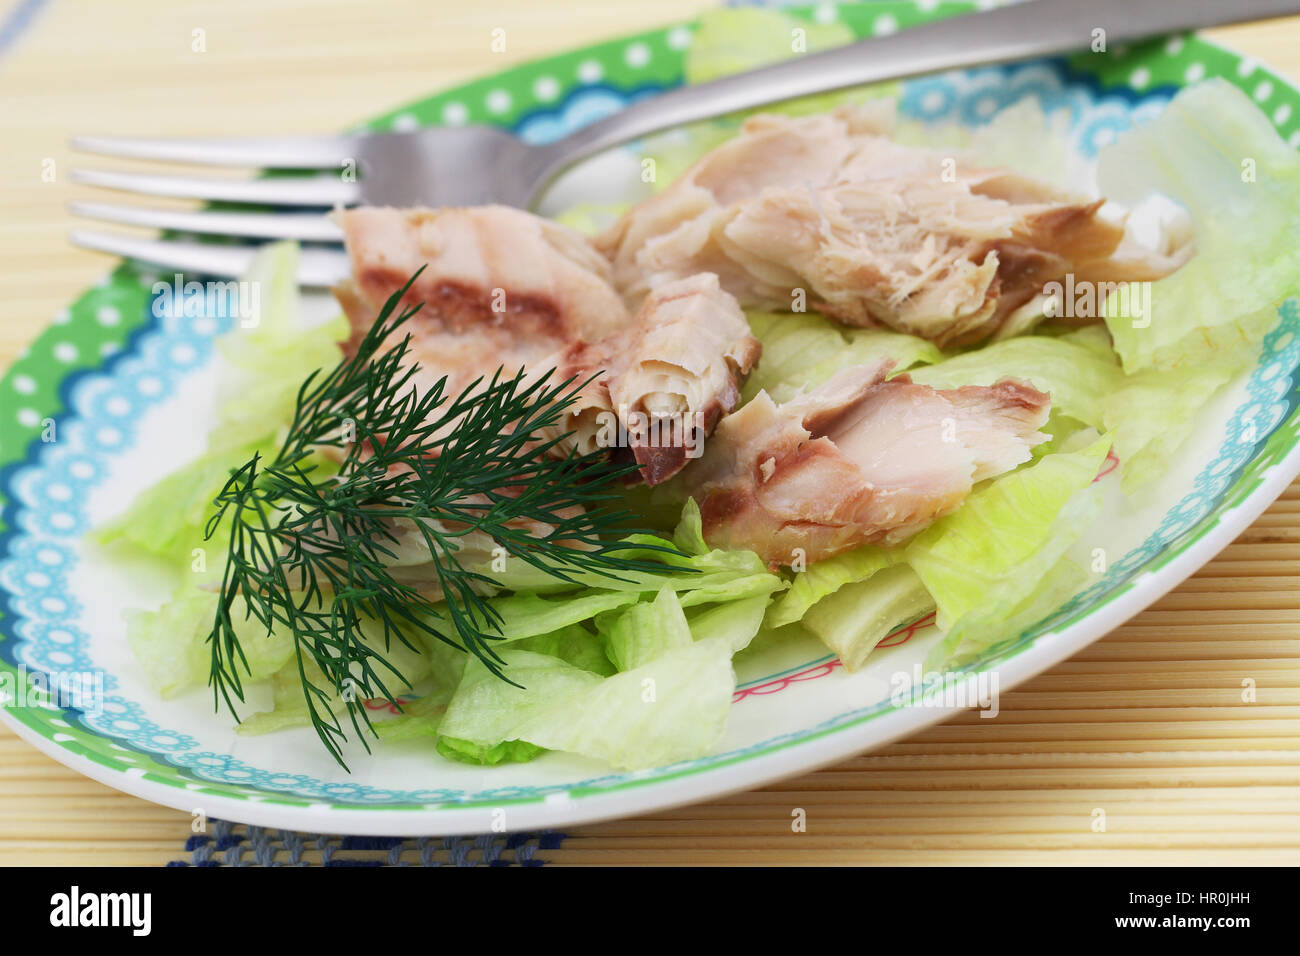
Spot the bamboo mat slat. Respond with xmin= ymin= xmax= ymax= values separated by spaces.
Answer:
xmin=2 ymin=0 xmax=1300 ymax=866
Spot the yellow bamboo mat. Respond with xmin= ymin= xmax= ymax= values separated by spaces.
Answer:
xmin=2 ymin=0 xmax=1300 ymax=866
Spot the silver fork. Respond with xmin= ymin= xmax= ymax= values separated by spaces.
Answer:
xmin=70 ymin=0 xmax=1300 ymax=286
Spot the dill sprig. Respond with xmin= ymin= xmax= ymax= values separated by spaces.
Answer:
xmin=204 ymin=271 xmax=671 ymax=769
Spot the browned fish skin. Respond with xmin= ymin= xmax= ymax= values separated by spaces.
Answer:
xmin=598 ymin=107 xmax=1187 ymax=348
xmin=680 ymin=362 xmax=1050 ymax=567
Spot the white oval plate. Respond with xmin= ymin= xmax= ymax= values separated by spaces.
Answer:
xmin=3 ymin=2 xmax=1299 ymax=834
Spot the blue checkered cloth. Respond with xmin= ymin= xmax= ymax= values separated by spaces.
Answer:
xmin=168 ymin=819 xmax=565 ymax=866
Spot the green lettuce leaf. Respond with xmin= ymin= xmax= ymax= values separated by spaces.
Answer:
xmin=374 ymin=693 xmax=452 ymax=743
xmin=743 ymin=311 xmax=942 ymax=404
xmin=909 ymin=336 xmax=1122 ymax=430
xmin=597 ymin=586 xmax=694 ymax=672
xmin=124 ymin=585 xmax=294 ymax=700
xmin=424 ymin=591 xmax=642 ymax=647
xmin=215 ymin=242 xmax=350 ymax=438
xmin=906 ymin=436 xmax=1112 ymax=669
xmin=91 ymin=242 xmax=348 ymax=564
xmin=435 ymin=579 xmax=741 ymax=769
xmin=436 ymin=737 xmax=545 ymax=765
xmin=447 ymin=501 xmax=783 ymax=615
xmin=766 ymin=545 xmax=898 ymax=630
xmin=1102 ymin=357 xmax=1250 ymax=493
xmin=467 ymin=640 xmax=736 ymax=771
xmin=92 ymin=441 xmax=262 ymax=564
xmin=802 ymin=564 xmax=936 ymax=671
xmin=939 ymin=557 xmax=1090 ymax=669
xmin=434 ymin=649 xmax=604 ymax=753
xmin=513 ymin=623 xmax=615 ymax=677
xmin=1097 ymin=78 xmax=1300 ymax=372
xmin=237 ymin=618 xmax=433 ymax=737
xmin=686 ymin=594 xmax=771 ymax=653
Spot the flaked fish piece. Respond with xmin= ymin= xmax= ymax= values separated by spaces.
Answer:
xmin=536 ymin=273 xmax=761 ymax=485
xmin=680 ymin=361 xmax=1050 ymax=567
xmin=598 ymin=107 xmax=1189 ymax=347
xmin=334 ymin=205 xmax=631 ymax=397
xmin=334 ymin=207 xmax=755 ymax=486
xmin=532 ymin=338 xmax=620 ymax=458
xmin=610 ymin=273 xmax=761 ymax=484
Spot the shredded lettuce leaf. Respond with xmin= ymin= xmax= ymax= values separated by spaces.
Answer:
xmin=125 ymin=583 xmax=294 ymax=700
xmin=214 ymin=242 xmax=349 ymax=437
xmin=92 ymin=441 xmax=263 ymax=565
xmin=909 ymin=336 xmax=1121 ymax=431
xmin=686 ymin=594 xmax=770 ymax=653
xmin=513 ymin=623 xmax=616 ymax=677
xmin=1102 ymin=356 xmax=1250 ymax=493
xmin=802 ymin=564 xmax=936 ymax=671
xmin=427 ymin=591 xmax=642 ymax=646
xmin=1097 ymin=79 xmax=1300 ymax=372
xmin=940 ymin=557 xmax=1090 ymax=669
xmin=91 ymin=242 xmax=348 ymax=564
xmin=436 ymin=639 xmax=734 ymax=771
xmin=237 ymin=620 xmax=433 ymax=737
xmin=513 ymin=637 xmax=734 ymax=770
xmin=436 ymin=737 xmax=545 ymax=765
xmin=766 ymin=545 xmax=898 ymax=630
xmin=420 ymin=501 xmax=778 ymax=767
xmin=427 ymin=500 xmax=783 ymax=611
xmin=743 ymin=311 xmax=942 ymax=404
xmin=435 ymin=650 xmax=601 ymax=754
xmin=907 ymin=436 xmax=1112 ymax=669
xmin=402 ymin=500 xmax=779 ymax=766
xmin=597 ymin=586 xmax=694 ymax=672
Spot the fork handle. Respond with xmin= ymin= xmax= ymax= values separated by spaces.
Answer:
xmin=548 ymin=0 xmax=1300 ymax=165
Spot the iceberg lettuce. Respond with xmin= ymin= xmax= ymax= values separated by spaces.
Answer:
xmin=686 ymin=594 xmax=771 ymax=653
xmin=92 ymin=242 xmax=348 ymax=564
xmin=909 ymin=336 xmax=1121 ymax=430
xmin=124 ymin=584 xmax=294 ymax=700
xmin=743 ymin=311 xmax=941 ymax=404
xmin=511 ymin=637 xmax=734 ymax=770
xmin=1097 ymin=79 xmax=1300 ymax=372
xmin=801 ymin=564 xmax=935 ymax=672
xmin=513 ymin=623 xmax=616 ymax=677
xmin=435 ymin=650 xmax=603 ymax=750
xmin=237 ymin=619 xmax=433 ymax=737
xmin=1102 ymin=356 xmax=1250 ymax=493
xmin=906 ymin=436 xmax=1112 ymax=669
xmin=939 ymin=557 xmax=1090 ymax=669
xmin=766 ymin=545 xmax=898 ymax=630
xmin=436 ymin=640 xmax=735 ymax=771
xmin=436 ymin=737 xmax=545 ymax=765
xmin=597 ymin=586 xmax=694 ymax=672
